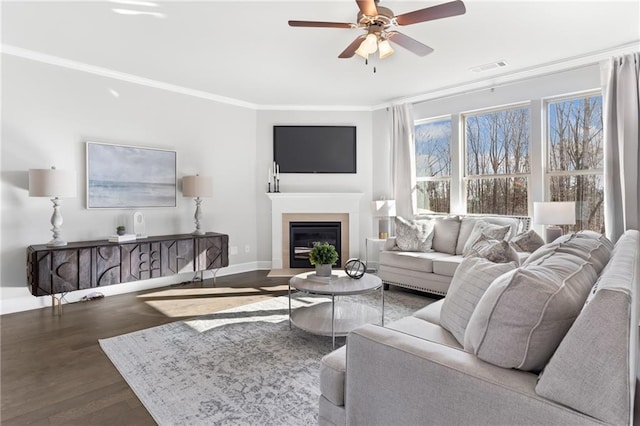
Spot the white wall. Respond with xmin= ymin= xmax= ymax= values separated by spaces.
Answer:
xmin=255 ymin=110 xmax=374 ymax=265
xmin=1 ymin=55 xmax=259 ymax=314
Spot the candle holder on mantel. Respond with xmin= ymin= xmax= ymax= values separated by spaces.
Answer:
xmin=275 ymin=179 xmax=280 ymax=193
xmin=268 ymin=182 xmax=272 ymax=193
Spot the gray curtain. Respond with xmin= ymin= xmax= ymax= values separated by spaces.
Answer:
xmin=391 ymin=104 xmax=417 ymax=218
xmin=602 ymin=53 xmax=640 ymax=242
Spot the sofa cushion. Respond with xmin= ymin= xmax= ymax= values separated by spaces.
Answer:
xmin=320 ymin=346 xmax=347 ymax=406
xmin=413 ymin=299 xmax=443 ymax=325
xmin=511 ymin=229 xmax=545 ymax=253
xmin=466 ymin=236 xmax=520 ymax=264
xmin=535 ymin=230 xmax=639 ymax=426
xmin=379 ymin=251 xmax=452 ymax=273
xmin=431 ymin=216 xmax=461 ymax=254
xmin=462 ymin=221 xmax=511 ymax=256
xmin=440 ymin=256 xmax=517 ymax=345
xmin=455 ymin=217 xmax=481 ymax=255
xmin=386 ymin=316 xmax=462 ymax=349
xmin=464 ymin=257 xmax=598 ymax=371
xmin=432 ymin=255 xmax=464 ymax=277
xmin=394 ymin=216 xmax=435 ymax=252
xmin=555 ymin=236 xmax=611 ymax=273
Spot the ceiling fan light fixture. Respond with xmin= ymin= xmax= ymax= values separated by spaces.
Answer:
xmin=378 ymin=39 xmax=394 ymax=59
xmin=362 ymin=33 xmax=378 ymax=54
xmin=355 ymin=45 xmax=369 ymax=59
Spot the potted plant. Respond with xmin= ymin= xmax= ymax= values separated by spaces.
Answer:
xmin=308 ymin=242 xmax=339 ymax=277
xmin=116 ymin=225 xmax=126 ymax=236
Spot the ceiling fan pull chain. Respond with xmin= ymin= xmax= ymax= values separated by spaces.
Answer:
xmin=374 ymin=66 xmax=377 ymax=74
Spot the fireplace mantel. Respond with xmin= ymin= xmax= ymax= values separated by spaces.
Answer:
xmin=267 ymin=192 xmax=363 ymax=270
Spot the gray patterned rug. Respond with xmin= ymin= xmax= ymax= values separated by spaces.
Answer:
xmin=99 ymin=288 xmax=434 ymax=425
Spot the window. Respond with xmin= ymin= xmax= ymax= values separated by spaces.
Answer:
xmin=414 ymin=118 xmax=451 ymax=213
xmin=546 ymin=93 xmax=604 ymax=233
xmin=464 ymin=105 xmax=530 ymax=216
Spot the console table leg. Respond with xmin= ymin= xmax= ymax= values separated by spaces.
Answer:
xmin=51 ymin=294 xmax=63 ymax=316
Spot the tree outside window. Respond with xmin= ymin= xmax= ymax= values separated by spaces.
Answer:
xmin=414 ymin=118 xmax=451 ymax=213
xmin=547 ymin=94 xmax=604 ymax=233
xmin=464 ymin=106 xmax=530 ymax=216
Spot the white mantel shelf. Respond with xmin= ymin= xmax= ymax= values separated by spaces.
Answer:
xmin=268 ymin=192 xmax=364 ymax=269
xmin=267 ymin=192 xmax=364 ymax=199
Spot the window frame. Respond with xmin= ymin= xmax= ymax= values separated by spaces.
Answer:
xmin=461 ymin=102 xmax=532 ymax=216
xmin=413 ymin=115 xmax=453 ymax=214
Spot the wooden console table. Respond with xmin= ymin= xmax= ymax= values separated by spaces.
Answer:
xmin=26 ymin=232 xmax=229 ymax=297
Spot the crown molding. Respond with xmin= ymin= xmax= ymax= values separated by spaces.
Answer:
xmin=1 ymin=44 xmax=259 ymax=110
xmin=374 ymin=40 xmax=640 ymax=110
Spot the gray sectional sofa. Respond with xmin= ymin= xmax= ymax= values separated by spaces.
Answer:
xmin=319 ymin=229 xmax=640 ymax=426
xmin=378 ymin=214 xmax=531 ymax=295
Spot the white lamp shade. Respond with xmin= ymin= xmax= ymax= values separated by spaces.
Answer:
xmin=182 ymin=175 xmax=213 ymax=197
xmin=28 ymin=168 xmax=76 ymax=197
xmin=533 ymin=201 xmax=576 ymax=225
xmin=371 ymin=200 xmax=397 ymax=217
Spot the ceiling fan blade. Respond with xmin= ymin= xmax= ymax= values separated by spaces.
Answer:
xmin=288 ymin=20 xmax=353 ymax=29
xmin=395 ymin=0 xmax=466 ymax=26
xmin=339 ymin=35 xmax=366 ymax=58
xmin=356 ymin=0 xmax=378 ymax=17
xmin=387 ymin=31 xmax=434 ymax=56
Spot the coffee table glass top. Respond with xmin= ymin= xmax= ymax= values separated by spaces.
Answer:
xmin=289 ymin=270 xmax=382 ymax=295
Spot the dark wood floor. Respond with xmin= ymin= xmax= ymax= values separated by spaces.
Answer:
xmin=0 ymin=271 xmax=290 ymax=425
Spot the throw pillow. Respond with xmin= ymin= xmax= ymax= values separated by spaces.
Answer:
xmin=394 ymin=216 xmax=435 ymax=252
xmin=431 ymin=216 xmax=461 ymax=254
xmin=462 ymin=220 xmax=510 ymax=256
xmin=511 ymin=229 xmax=545 ymax=253
xmin=440 ymin=257 xmax=516 ymax=345
xmin=466 ymin=234 xmax=520 ymax=264
xmin=464 ymin=259 xmax=598 ymax=372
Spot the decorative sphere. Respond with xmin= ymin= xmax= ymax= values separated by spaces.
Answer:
xmin=344 ymin=258 xmax=366 ymax=279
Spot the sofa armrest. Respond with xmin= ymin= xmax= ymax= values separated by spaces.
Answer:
xmin=345 ymin=324 xmax=604 ymax=426
xmin=383 ymin=237 xmax=397 ymax=251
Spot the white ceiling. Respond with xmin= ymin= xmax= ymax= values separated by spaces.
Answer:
xmin=2 ymin=1 xmax=639 ymax=108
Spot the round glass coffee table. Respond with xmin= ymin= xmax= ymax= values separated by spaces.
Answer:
xmin=288 ymin=270 xmax=384 ymax=348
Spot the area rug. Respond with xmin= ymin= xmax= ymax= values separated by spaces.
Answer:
xmin=99 ymin=289 xmax=434 ymax=425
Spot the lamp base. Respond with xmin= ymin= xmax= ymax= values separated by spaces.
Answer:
xmin=192 ymin=230 xmax=205 ymax=236
xmin=545 ymin=226 xmax=563 ymax=244
xmin=47 ymin=238 xmax=67 ymax=247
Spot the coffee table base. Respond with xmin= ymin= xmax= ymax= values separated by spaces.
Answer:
xmin=290 ymin=301 xmax=380 ymax=341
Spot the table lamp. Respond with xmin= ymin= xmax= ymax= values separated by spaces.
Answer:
xmin=533 ymin=201 xmax=576 ymax=243
xmin=29 ymin=166 xmax=76 ymax=247
xmin=182 ymin=174 xmax=213 ymax=235
xmin=371 ymin=199 xmax=396 ymax=239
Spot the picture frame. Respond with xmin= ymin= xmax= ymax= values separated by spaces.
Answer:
xmin=86 ymin=141 xmax=177 ymax=209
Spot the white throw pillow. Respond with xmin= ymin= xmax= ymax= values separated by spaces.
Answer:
xmin=440 ymin=256 xmax=517 ymax=345
xmin=394 ymin=216 xmax=435 ymax=252
xmin=462 ymin=220 xmax=510 ymax=256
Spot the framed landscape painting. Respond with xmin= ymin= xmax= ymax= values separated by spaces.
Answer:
xmin=86 ymin=142 xmax=177 ymax=209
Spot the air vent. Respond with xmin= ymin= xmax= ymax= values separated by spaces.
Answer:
xmin=470 ymin=60 xmax=508 ymax=73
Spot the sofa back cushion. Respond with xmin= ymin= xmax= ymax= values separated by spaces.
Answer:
xmin=431 ymin=216 xmax=461 ymax=255
xmin=535 ymin=230 xmax=639 ymax=426
xmin=440 ymin=256 xmax=517 ymax=345
xmin=464 ymin=253 xmax=598 ymax=371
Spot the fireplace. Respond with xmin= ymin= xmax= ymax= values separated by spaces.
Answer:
xmin=289 ymin=222 xmax=341 ymax=268
xmin=267 ymin=192 xmax=363 ymax=270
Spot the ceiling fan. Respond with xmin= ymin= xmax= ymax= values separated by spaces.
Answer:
xmin=289 ymin=0 xmax=466 ymax=60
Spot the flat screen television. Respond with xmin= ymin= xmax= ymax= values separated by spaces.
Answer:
xmin=273 ymin=125 xmax=357 ymax=173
